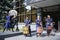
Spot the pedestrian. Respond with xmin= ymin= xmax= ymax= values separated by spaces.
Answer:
xmin=45 ymin=15 xmax=53 ymax=36
xmin=36 ymin=16 xmax=42 ymax=37
xmin=43 ymin=17 xmax=46 ymax=28
xmin=14 ymin=16 xmax=19 ymax=31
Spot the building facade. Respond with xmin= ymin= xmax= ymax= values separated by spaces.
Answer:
xmin=25 ymin=0 xmax=60 ymax=30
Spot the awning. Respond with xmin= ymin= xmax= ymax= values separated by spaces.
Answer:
xmin=27 ymin=0 xmax=60 ymax=8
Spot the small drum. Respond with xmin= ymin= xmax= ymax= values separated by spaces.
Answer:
xmin=23 ymin=26 xmax=29 ymax=34
xmin=48 ymin=26 xmax=52 ymax=30
xmin=37 ymin=27 xmax=42 ymax=34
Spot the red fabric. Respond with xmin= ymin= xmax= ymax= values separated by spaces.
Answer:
xmin=37 ymin=27 xmax=42 ymax=33
xmin=48 ymin=26 xmax=52 ymax=30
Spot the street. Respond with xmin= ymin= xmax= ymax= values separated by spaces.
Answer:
xmin=5 ymin=31 xmax=60 ymax=40
xmin=0 ymin=23 xmax=60 ymax=40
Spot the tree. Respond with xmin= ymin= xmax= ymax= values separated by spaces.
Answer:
xmin=0 ymin=0 xmax=25 ymax=22
xmin=0 ymin=0 xmax=13 ymax=23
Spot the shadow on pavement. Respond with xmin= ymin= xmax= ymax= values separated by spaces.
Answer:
xmin=30 ymin=32 xmax=56 ymax=37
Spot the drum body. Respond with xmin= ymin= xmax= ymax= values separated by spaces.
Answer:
xmin=23 ymin=26 xmax=29 ymax=35
xmin=47 ymin=26 xmax=52 ymax=30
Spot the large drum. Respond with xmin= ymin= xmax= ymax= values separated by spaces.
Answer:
xmin=23 ymin=26 xmax=29 ymax=35
xmin=9 ymin=10 xmax=17 ymax=18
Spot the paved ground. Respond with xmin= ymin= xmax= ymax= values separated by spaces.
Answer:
xmin=0 ymin=23 xmax=60 ymax=40
xmin=0 ymin=23 xmax=35 ymax=36
xmin=5 ymin=31 xmax=60 ymax=40
xmin=0 ymin=31 xmax=21 ymax=36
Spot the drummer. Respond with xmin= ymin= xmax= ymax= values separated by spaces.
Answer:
xmin=36 ymin=16 xmax=42 ymax=30
xmin=24 ymin=16 xmax=31 ymax=36
xmin=9 ymin=10 xmax=17 ymax=32
xmin=36 ymin=16 xmax=42 ymax=36
xmin=3 ymin=13 xmax=11 ymax=32
xmin=45 ymin=15 xmax=53 ymax=36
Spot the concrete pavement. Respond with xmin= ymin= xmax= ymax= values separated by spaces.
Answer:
xmin=5 ymin=31 xmax=60 ymax=40
xmin=0 ymin=23 xmax=60 ymax=40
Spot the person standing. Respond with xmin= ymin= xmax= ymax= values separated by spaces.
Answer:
xmin=14 ymin=16 xmax=19 ymax=31
xmin=45 ymin=15 xmax=53 ymax=36
xmin=43 ymin=17 xmax=46 ymax=28
xmin=36 ymin=16 xmax=42 ymax=37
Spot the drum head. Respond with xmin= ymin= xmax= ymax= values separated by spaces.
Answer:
xmin=9 ymin=10 xmax=17 ymax=18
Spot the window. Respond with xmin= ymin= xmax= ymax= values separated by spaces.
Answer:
xmin=16 ymin=0 xmax=37 ymax=23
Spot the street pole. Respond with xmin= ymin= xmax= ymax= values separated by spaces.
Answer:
xmin=12 ymin=0 xmax=16 ymax=9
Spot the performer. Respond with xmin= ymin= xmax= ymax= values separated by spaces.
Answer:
xmin=45 ymin=15 xmax=53 ymax=36
xmin=10 ymin=15 xmax=15 ymax=32
xmin=14 ymin=16 xmax=19 ymax=31
xmin=36 ymin=16 xmax=42 ymax=37
xmin=24 ymin=16 xmax=31 ymax=36
xmin=9 ymin=10 xmax=18 ymax=32
xmin=3 ymin=13 xmax=10 ymax=32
